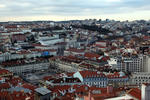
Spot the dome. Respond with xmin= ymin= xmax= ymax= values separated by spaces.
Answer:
xmin=119 ymin=71 xmax=125 ymax=77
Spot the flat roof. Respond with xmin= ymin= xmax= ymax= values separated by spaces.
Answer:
xmin=35 ymin=87 xmax=51 ymax=95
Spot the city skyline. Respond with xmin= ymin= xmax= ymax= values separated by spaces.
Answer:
xmin=0 ymin=3 xmax=150 ymax=99
xmin=0 ymin=0 xmax=150 ymax=22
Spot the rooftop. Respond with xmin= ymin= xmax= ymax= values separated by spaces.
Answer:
xmin=35 ymin=87 xmax=51 ymax=95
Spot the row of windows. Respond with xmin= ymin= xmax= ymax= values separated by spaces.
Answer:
xmin=135 ymin=81 xmax=150 ymax=85
xmin=108 ymin=79 xmax=127 ymax=82
xmin=134 ymin=77 xmax=150 ymax=79
xmin=85 ymin=82 xmax=106 ymax=86
xmin=85 ymin=78 xmax=107 ymax=81
xmin=135 ymin=80 xmax=150 ymax=82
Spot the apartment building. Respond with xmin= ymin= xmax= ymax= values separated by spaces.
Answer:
xmin=131 ymin=72 xmax=150 ymax=85
xmin=117 ymin=55 xmax=144 ymax=72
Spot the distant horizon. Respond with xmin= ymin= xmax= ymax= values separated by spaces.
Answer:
xmin=0 ymin=18 xmax=150 ymax=23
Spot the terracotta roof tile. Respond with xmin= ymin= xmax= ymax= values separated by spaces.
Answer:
xmin=84 ymin=52 xmax=100 ymax=59
xmin=127 ymin=88 xmax=141 ymax=100
xmin=79 ymin=70 xmax=105 ymax=78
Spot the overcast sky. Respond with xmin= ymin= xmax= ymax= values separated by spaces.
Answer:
xmin=0 ymin=0 xmax=150 ymax=21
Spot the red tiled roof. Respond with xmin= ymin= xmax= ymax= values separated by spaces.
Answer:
xmin=84 ymin=52 xmax=100 ymax=59
xmin=96 ymin=41 xmax=106 ymax=43
xmin=143 ymin=36 xmax=150 ymax=40
xmin=127 ymin=88 xmax=141 ymax=100
xmin=31 ymin=43 xmax=44 ymax=47
xmin=142 ymin=83 xmax=150 ymax=86
xmin=0 ymin=69 xmax=11 ymax=75
xmin=8 ymin=77 xmax=23 ymax=86
xmin=66 ymin=72 xmax=75 ymax=77
xmin=1 ymin=60 xmax=26 ymax=67
xmin=100 ymin=56 xmax=110 ymax=61
xmin=79 ymin=63 xmax=96 ymax=69
xmin=43 ymin=76 xmax=54 ymax=81
xmin=49 ymin=84 xmax=89 ymax=97
xmin=73 ymin=85 xmax=89 ymax=93
xmin=95 ymin=44 xmax=106 ymax=48
xmin=107 ymin=72 xmax=128 ymax=79
xmin=61 ymin=96 xmax=74 ymax=100
xmin=65 ymin=48 xmax=85 ymax=53
xmin=30 ymin=49 xmax=57 ymax=52
xmin=53 ymin=78 xmax=81 ymax=84
xmin=79 ymin=70 xmax=105 ymax=78
xmin=54 ymin=42 xmax=67 ymax=45
xmin=5 ymin=25 xmax=17 ymax=28
xmin=22 ymin=83 xmax=37 ymax=92
xmin=0 ymin=83 xmax=10 ymax=89
xmin=0 ymin=91 xmax=11 ymax=100
xmin=98 ymin=46 xmax=106 ymax=48
xmin=19 ymin=50 xmax=30 ymax=54
xmin=10 ymin=91 xmax=30 ymax=100
xmin=84 ymin=86 xmax=120 ymax=100
xmin=1 ymin=57 xmax=48 ymax=67
xmin=49 ymin=85 xmax=71 ymax=93
xmin=12 ymin=34 xmax=26 ymax=42
xmin=0 ymin=77 xmax=3 ymax=80
xmin=61 ymin=55 xmax=82 ymax=63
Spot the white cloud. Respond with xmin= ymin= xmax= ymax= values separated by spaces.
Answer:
xmin=0 ymin=0 xmax=150 ymax=21
xmin=0 ymin=4 xmax=6 ymax=8
xmin=106 ymin=0 xmax=122 ymax=2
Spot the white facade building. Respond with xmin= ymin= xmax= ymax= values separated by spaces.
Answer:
xmin=5 ymin=62 xmax=50 ymax=74
xmin=117 ymin=55 xmax=144 ymax=72
xmin=143 ymin=55 xmax=150 ymax=72
xmin=142 ymin=83 xmax=150 ymax=100
xmin=38 ymin=35 xmax=64 ymax=46
xmin=73 ymin=71 xmax=107 ymax=87
xmin=131 ymin=72 xmax=150 ymax=85
xmin=108 ymin=58 xmax=117 ymax=68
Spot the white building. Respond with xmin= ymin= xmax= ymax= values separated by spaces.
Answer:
xmin=5 ymin=62 xmax=50 ymax=74
xmin=64 ymin=48 xmax=85 ymax=56
xmin=143 ymin=55 xmax=150 ymax=72
xmin=0 ymin=49 xmax=57 ymax=62
xmin=117 ymin=55 xmax=144 ymax=72
xmin=38 ymin=34 xmax=64 ymax=46
xmin=131 ymin=72 xmax=150 ymax=85
xmin=73 ymin=71 xmax=107 ymax=87
xmin=142 ymin=83 xmax=150 ymax=100
xmin=108 ymin=58 xmax=117 ymax=68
